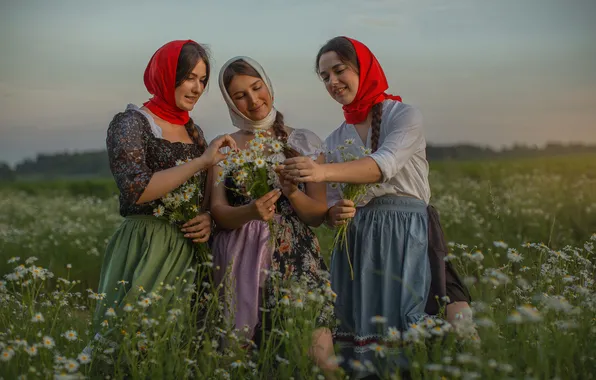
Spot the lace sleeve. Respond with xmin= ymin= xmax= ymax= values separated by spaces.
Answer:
xmin=106 ymin=111 xmax=153 ymax=205
xmin=287 ymin=129 xmax=326 ymax=160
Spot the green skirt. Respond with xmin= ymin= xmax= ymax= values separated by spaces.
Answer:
xmin=93 ymin=215 xmax=198 ymax=330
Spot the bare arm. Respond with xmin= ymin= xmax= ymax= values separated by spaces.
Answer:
xmin=321 ymin=157 xmax=382 ymax=184
xmin=278 ymin=155 xmax=329 ymax=226
xmin=284 ymin=106 xmax=423 ymax=185
xmin=136 ymin=134 xmax=237 ymax=204
xmin=282 ymin=156 xmax=382 ymax=185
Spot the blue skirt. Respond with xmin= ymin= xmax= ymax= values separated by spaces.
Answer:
xmin=331 ymin=195 xmax=431 ymax=377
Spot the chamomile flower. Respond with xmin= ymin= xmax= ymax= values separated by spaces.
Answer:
xmin=387 ymin=327 xmax=401 ymax=341
xmin=77 ymin=352 xmax=91 ymax=364
xmin=370 ymin=315 xmax=387 ymax=324
xmin=138 ymin=297 xmax=152 ymax=308
xmin=64 ymin=359 xmax=79 ymax=373
xmin=153 ymin=205 xmax=165 ymax=217
xmin=369 ymin=343 xmax=386 ymax=358
xmin=280 ymin=295 xmax=290 ymax=306
xmin=1 ymin=349 xmax=14 ymax=362
xmin=493 ymin=240 xmax=508 ymax=249
xmin=255 ymin=158 xmax=266 ymax=168
xmin=42 ymin=336 xmax=55 ymax=349
xmin=25 ymin=345 xmax=38 ymax=356
xmin=506 ymin=248 xmax=523 ymax=263
xmin=63 ymin=330 xmax=78 ymax=342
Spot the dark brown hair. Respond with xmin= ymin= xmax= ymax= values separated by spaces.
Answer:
xmin=315 ymin=37 xmax=383 ymax=152
xmin=177 ymin=42 xmax=210 ymax=151
xmin=223 ymin=59 xmax=300 ymax=158
xmin=175 ymin=42 xmax=211 ymax=88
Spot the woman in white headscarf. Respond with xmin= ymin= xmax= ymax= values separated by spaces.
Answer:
xmin=209 ymin=56 xmax=336 ymax=372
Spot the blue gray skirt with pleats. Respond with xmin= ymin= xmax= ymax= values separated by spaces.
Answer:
xmin=331 ymin=195 xmax=431 ymax=377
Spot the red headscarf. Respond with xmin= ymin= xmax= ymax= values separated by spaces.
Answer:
xmin=143 ymin=39 xmax=195 ymax=125
xmin=342 ymin=37 xmax=402 ymax=124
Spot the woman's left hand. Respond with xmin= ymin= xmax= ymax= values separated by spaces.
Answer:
xmin=275 ymin=165 xmax=299 ymax=198
xmin=181 ymin=212 xmax=212 ymax=243
xmin=282 ymin=157 xmax=327 ymax=183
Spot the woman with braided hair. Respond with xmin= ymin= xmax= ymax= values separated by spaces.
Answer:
xmin=283 ymin=37 xmax=472 ymax=377
xmin=93 ymin=40 xmax=237 ymax=336
xmin=209 ymin=56 xmax=337 ymax=372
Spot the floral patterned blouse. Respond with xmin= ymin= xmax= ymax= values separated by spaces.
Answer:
xmin=106 ymin=104 xmax=207 ymax=217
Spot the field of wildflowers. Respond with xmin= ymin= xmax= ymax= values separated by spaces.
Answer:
xmin=1 ymin=154 xmax=595 ymax=379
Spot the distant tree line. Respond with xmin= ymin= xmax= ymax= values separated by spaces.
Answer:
xmin=1 ymin=150 xmax=111 ymax=181
xmin=1 ymin=143 xmax=596 ymax=181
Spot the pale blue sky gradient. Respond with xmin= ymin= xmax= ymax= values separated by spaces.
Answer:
xmin=1 ymin=0 xmax=595 ymax=164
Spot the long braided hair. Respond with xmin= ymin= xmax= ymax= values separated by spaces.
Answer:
xmin=185 ymin=118 xmax=207 ymax=152
xmin=222 ymin=59 xmax=300 ymax=158
xmin=175 ymin=41 xmax=210 ymax=152
xmin=316 ymin=36 xmax=384 ymax=153
xmin=370 ymin=103 xmax=383 ymax=153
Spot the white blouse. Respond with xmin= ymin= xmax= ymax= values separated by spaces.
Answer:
xmin=325 ymin=100 xmax=431 ymax=208
xmin=286 ymin=128 xmax=325 ymax=160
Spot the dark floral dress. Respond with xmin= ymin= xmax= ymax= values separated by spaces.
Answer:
xmin=212 ymin=129 xmax=336 ymax=341
xmin=106 ymin=104 xmax=207 ymax=217
xmin=93 ymin=104 xmax=208 ymax=333
xmin=224 ymin=177 xmax=336 ymax=332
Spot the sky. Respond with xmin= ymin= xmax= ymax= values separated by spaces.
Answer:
xmin=0 ymin=0 xmax=595 ymax=165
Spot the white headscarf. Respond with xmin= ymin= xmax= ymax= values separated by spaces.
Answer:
xmin=218 ymin=56 xmax=277 ymax=132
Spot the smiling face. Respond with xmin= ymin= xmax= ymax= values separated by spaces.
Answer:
xmin=318 ymin=51 xmax=360 ymax=105
xmin=227 ymin=74 xmax=273 ymax=121
xmin=174 ymin=59 xmax=207 ymax=111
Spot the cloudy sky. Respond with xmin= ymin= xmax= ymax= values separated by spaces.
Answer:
xmin=1 ymin=0 xmax=595 ymax=165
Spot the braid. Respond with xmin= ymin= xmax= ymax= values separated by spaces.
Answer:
xmin=272 ymin=111 xmax=301 ymax=158
xmin=186 ymin=118 xmax=207 ymax=153
xmin=370 ymin=103 xmax=383 ymax=153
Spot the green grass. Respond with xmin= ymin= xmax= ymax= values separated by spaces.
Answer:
xmin=1 ymin=154 xmax=596 ymax=379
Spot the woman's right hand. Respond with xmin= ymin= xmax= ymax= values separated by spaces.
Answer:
xmin=203 ymin=134 xmax=237 ymax=166
xmin=251 ymin=189 xmax=282 ymax=222
xmin=327 ymin=199 xmax=356 ymax=227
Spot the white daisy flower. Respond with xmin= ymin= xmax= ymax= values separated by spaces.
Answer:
xmin=25 ymin=345 xmax=38 ymax=356
xmin=138 ymin=297 xmax=152 ymax=308
xmin=387 ymin=327 xmax=401 ymax=341
xmin=369 ymin=343 xmax=386 ymax=358
xmin=64 ymin=358 xmax=79 ymax=373
xmin=280 ymin=295 xmax=290 ymax=306
xmin=42 ymin=336 xmax=55 ymax=349
xmin=153 ymin=205 xmax=165 ymax=217
xmin=77 ymin=352 xmax=91 ymax=364
xmin=506 ymin=248 xmax=523 ymax=263
xmin=370 ymin=315 xmax=388 ymax=324
xmin=493 ymin=240 xmax=508 ymax=249
xmin=1 ymin=349 xmax=14 ymax=362
xmin=63 ymin=330 xmax=78 ymax=342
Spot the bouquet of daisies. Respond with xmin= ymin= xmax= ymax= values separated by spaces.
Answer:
xmin=216 ymin=131 xmax=287 ymax=246
xmin=153 ymin=158 xmax=208 ymax=253
xmin=329 ymin=140 xmax=376 ymax=279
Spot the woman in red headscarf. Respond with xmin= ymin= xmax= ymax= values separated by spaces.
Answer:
xmin=92 ymin=40 xmax=236 ymax=334
xmin=283 ymin=37 xmax=472 ymax=377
